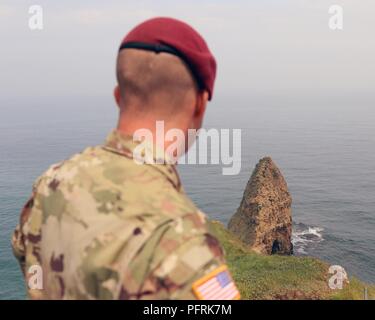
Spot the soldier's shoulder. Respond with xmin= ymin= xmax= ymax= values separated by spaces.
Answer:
xmin=32 ymin=146 xmax=105 ymax=186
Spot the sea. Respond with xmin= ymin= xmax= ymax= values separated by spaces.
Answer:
xmin=1 ymin=95 xmax=374 ymax=299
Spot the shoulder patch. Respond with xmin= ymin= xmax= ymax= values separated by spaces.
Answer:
xmin=192 ymin=265 xmax=240 ymax=300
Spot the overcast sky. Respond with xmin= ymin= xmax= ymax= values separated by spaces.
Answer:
xmin=0 ymin=1 xmax=374 ymax=104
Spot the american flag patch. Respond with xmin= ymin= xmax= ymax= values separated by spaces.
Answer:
xmin=192 ymin=265 xmax=240 ymax=300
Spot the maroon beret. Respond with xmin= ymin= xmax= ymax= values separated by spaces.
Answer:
xmin=119 ymin=17 xmax=217 ymax=100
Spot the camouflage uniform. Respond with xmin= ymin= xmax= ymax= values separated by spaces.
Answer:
xmin=12 ymin=130 xmax=236 ymax=300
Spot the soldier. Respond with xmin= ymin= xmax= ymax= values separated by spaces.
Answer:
xmin=11 ymin=17 xmax=240 ymax=300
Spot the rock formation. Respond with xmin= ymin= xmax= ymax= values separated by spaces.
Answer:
xmin=228 ymin=157 xmax=293 ymax=255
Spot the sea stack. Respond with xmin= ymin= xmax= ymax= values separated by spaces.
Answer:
xmin=228 ymin=157 xmax=293 ymax=255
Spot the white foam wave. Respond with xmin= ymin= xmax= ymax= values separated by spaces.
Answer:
xmin=292 ymin=225 xmax=324 ymax=254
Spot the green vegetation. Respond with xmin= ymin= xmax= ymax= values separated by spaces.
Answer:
xmin=210 ymin=220 xmax=375 ymax=300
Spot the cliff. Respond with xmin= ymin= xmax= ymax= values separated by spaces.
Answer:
xmin=228 ymin=157 xmax=293 ymax=255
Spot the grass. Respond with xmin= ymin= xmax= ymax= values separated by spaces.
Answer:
xmin=209 ymin=220 xmax=375 ymax=300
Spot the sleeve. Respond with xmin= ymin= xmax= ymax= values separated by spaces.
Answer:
xmin=11 ymin=175 xmax=43 ymax=275
xmin=11 ymin=193 xmax=36 ymax=275
xmin=134 ymin=213 xmax=241 ymax=300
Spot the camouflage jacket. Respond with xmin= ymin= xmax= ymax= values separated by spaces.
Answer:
xmin=12 ymin=130 xmax=239 ymax=300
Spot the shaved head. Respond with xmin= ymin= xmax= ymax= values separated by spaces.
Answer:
xmin=116 ymin=49 xmax=198 ymax=117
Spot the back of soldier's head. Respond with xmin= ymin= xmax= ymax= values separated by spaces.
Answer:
xmin=116 ymin=49 xmax=198 ymax=117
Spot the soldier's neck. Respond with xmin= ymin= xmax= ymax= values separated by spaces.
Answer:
xmin=117 ymin=116 xmax=188 ymax=161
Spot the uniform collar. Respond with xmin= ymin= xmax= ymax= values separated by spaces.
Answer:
xmin=102 ymin=130 xmax=182 ymax=191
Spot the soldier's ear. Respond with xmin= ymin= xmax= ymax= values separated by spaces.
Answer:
xmin=190 ymin=90 xmax=208 ymax=130
xmin=194 ymin=90 xmax=208 ymax=118
xmin=114 ymin=85 xmax=121 ymax=108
